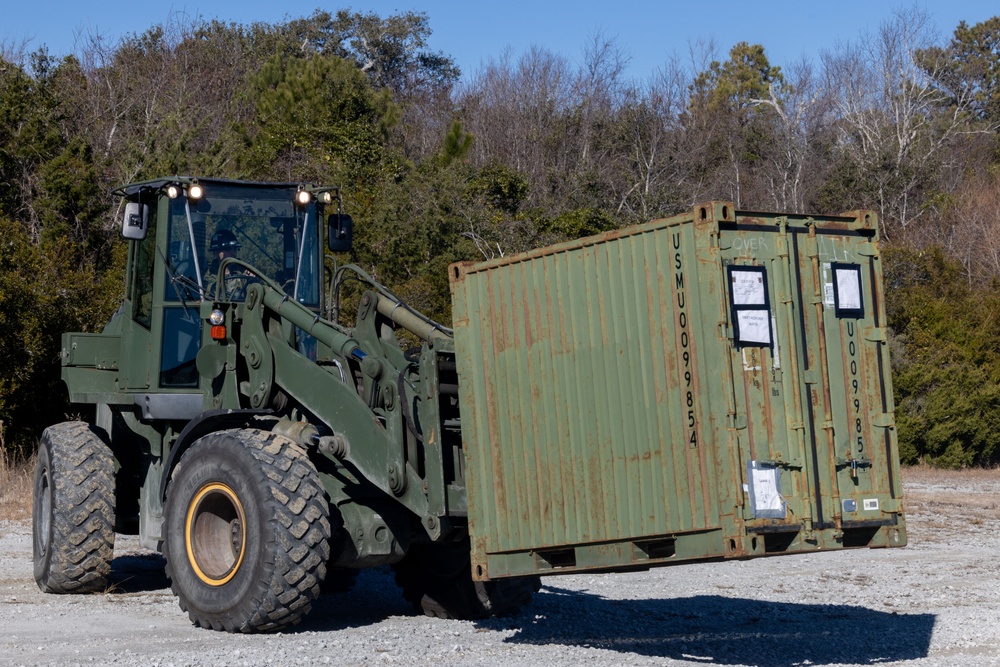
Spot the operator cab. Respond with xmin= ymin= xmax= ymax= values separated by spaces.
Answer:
xmin=113 ymin=177 xmax=352 ymax=394
xmin=117 ymin=177 xmax=351 ymax=305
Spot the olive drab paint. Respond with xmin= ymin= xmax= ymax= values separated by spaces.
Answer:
xmin=449 ymin=201 xmax=905 ymax=580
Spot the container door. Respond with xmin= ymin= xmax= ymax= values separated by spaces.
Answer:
xmin=719 ymin=230 xmax=810 ymax=536
xmin=720 ymin=217 xmax=902 ymax=549
xmin=793 ymin=227 xmax=902 ymax=540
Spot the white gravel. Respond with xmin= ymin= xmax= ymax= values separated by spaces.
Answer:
xmin=1 ymin=473 xmax=998 ymax=666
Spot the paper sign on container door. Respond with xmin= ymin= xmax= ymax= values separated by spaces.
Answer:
xmin=727 ymin=265 xmax=772 ymax=348
xmin=831 ymin=262 xmax=864 ymax=318
xmin=731 ymin=270 xmax=766 ymax=305
xmin=747 ymin=461 xmax=786 ymax=519
xmin=737 ymin=310 xmax=771 ymax=346
xmin=836 ymin=267 xmax=862 ymax=310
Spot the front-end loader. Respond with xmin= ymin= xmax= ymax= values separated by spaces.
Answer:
xmin=36 ymin=177 xmax=905 ymax=632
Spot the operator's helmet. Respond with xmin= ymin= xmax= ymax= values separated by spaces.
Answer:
xmin=209 ymin=229 xmax=241 ymax=253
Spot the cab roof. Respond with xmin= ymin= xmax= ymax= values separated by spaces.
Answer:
xmin=111 ymin=176 xmax=317 ymax=199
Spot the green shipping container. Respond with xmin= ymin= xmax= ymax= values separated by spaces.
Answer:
xmin=449 ymin=202 xmax=905 ymax=581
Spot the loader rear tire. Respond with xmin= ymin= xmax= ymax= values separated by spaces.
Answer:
xmin=163 ymin=429 xmax=331 ymax=633
xmin=393 ymin=540 xmax=540 ymax=619
xmin=32 ymin=421 xmax=116 ymax=594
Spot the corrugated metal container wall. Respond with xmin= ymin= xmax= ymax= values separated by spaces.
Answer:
xmin=449 ymin=202 xmax=905 ymax=580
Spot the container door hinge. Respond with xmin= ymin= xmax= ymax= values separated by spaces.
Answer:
xmin=872 ymin=412 xmax=895 ymax=428
xmin=857 ymin=242 xmax=878 ymax=258
xmin=864 ymin=327 xmax=887 ymax=342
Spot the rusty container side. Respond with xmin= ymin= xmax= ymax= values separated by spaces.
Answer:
xmin=450 ymin=204 xmax=731 ymax=578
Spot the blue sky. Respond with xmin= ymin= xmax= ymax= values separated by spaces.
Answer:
xmin=4 ymin=1 xmax=998 ymax=80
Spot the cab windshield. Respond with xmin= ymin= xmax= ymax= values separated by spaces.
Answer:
xmin=162 ymin=183 xmax=322 ymax=307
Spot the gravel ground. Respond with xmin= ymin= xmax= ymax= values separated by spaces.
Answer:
xmin=1 ymin=469 xmax=998 ymax=667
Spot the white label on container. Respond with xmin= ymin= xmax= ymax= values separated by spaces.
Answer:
xmin=731 ymin=270 xmax=766 ymax=305
xmin=737 ymin=310 xmax=771 ymax=345
xmin=771 ymin=313 xmax=780 ymax=369
xmin=863 ymin=498 xmax=880 ymax=511
xmin=747 ymin=461 xmax=785 ymax=519
xmin=824 ymin=282 xmax=835 ymax=307
xmin=836 ymin=267 xmax=863 ymax=311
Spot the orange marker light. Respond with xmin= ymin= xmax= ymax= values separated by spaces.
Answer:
xmin=210 ymin=325 xmax=227 ymax=340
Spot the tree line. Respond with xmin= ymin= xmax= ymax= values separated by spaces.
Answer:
xmin=1 ymin=7 xmax=998 ymax=466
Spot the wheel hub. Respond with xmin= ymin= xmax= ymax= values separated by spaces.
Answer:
xmin=185 ymin=483 xmax=247 ymax=586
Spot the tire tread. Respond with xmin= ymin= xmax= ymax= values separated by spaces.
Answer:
xmin=34 ymin=421 xmax=116 ymax=594
xmin=164 ymin=429 xmax=330 ymax=633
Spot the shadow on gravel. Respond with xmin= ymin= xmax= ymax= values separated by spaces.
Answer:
xmin=101 ymin=559 xmax=413 ymax=626
xmin=107 ymin=553 xmax=169 ymax=594
xmin=299 ymin=567 xmax=415 ymax=632
xmin=487 ymin=585 xmax=934 ymax=666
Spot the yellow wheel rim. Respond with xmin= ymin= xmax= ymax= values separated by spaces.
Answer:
xmin=185 ymin=482 xmax=247 ymax=586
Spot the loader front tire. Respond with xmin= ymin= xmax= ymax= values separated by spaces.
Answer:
xmin=163 ymin=429 xmax=331 ymax=633
xmin=393 ymin=539 xmax=540 ymax=619
xmin=32 ymin=421 xmax=116 ymax=594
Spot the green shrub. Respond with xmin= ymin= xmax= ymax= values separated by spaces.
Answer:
xmin=886 ymin=245 xmax=1000 ymax=467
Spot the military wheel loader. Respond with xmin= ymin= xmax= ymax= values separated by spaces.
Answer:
xmin=35 ymin=177 xmax=906 ymax=632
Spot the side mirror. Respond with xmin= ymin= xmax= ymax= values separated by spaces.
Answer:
xmin=327 ymin=213 xmax=353 ymax=252
xmin=122 ymin=202 xmax=149 ymax=241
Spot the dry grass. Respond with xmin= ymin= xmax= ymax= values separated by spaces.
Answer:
xmin=901 ymin=464 xmax=1000 ymax=542
xmin=902 ymin=464 xmax=1000 ymax=486
xmin=0 ymin=448 xmax=34 ymax=522
xmin=0 ymin=418 xmax=33 ymax=521
xmin=902 ymin=464 xmax=1000 ymax=510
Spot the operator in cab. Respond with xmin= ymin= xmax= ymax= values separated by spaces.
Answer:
xmin=205 ymin=228 xmax=252 ymax=300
